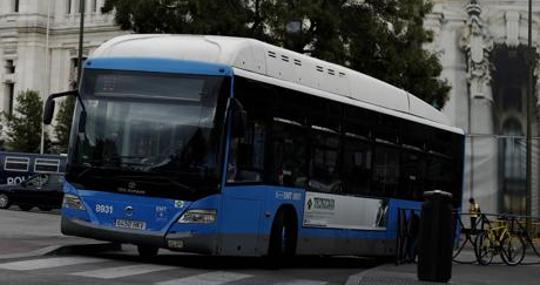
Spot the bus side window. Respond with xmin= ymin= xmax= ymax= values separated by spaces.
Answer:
xmin=400 ymin=150 xmax=426 ymax=200
xmin=424 ymin=128 xmax=456 ymax=196
xmin=306 ymin=98 xmax=342 ymax=193
xmin=272 ymin=122 xmax=307 ymax=187
xmin=270 ymin=88 xmax=309 ymax=188
xmin=342 ymin=106 xmax=373 ymax=196
xmin=426 ymin=156 xmax=453 ymax=194
xmin=227 ymin=77 xmax=271 ymax=183
xmin=308 ymin=130 xmax=341 ymax=193
xmin=342 ymin=137 xmax=372 ymax=195
xmin=228 ymin=122 xmax=267 ymax=183
xmin=373 ymin=145 xmax=400 ymax=198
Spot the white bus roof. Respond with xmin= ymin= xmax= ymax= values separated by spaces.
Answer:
xmin=91 ymin=34 xmax=462 ymax=134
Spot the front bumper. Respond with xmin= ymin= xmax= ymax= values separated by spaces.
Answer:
xmin=61 ymin=216 xmax=217 ymax=254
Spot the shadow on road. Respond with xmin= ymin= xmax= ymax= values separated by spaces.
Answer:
xmin=1 ymin=206 xmax=60 ymax=216
xmin=83 ymin=250 xmax=386 ymax=270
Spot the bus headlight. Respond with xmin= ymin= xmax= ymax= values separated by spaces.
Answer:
xmin=63 ymin=194 xmax=86 ymax=210
xmin=178 ymin=209 xmax=216 ymax=224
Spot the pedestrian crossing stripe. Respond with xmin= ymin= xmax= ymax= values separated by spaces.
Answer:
xmin=273 ymin=280 xmax=328 ymax=285
xmin=0 ymin=257 xmax=105 ymax=271
xmin=71 ymin=264 xmax=176 ymax=279
xmin=154 ymin=271 xmax=253 ymax=285
xmin=0 ymin=256 xmax=332 ymax=285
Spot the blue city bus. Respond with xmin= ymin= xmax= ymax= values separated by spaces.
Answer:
xmin=0 ymin=151 xmax=66 ymax=185
xmin=44 ymin=35 xmax=464 ymax=258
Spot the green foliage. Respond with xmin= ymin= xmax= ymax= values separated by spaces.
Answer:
xmin=103 ymin=0 xmax=253 ymax=35
xmin=54 ymin=96 xmax=75 ymax=153
xmin=4 ymin=90 xmax=46 ymax=153
xmin=103 ymin=0 xmax=450 ymax=108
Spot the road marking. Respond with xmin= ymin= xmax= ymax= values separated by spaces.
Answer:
xmin=155 ymin=271 xmax=252 ymax=285
xmin=71 ymin=264 xmax=176 ymax=279
xmin=344 ymin=265 xmax=383 ymax=285
xmin=273 ymin=280 xmax=328 ymax=285
xmin=0 ymin=257 xmax=104 ymax=271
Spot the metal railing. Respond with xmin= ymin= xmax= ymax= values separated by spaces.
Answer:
xmin=395 ymin=207 xmax=421 ymax=265
xmin=452 ymin=212 xmax=540 ymax=265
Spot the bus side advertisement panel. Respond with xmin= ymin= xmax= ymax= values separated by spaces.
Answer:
xmin=303 ymin=192 xmax=388 ymax=231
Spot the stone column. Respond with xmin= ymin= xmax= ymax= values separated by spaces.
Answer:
xmin=532 ymin=62 xmax=540 ymax=217
xmin=459 ymin=0 xmax=499 ymax=213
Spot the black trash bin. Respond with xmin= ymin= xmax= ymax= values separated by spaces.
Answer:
xmin=417 ymin=190 xmax=454 ymax=283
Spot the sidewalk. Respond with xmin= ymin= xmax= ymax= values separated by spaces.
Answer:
xmin=352 ymin=250 xmax=540 ymax=285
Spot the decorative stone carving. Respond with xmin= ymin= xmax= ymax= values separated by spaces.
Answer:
xmin=534 ymin=63 xmax=540 ymax=107
xmin=505 ymin=10 xmax=520 ymax=47
xmin=460 ymin=0 xmax=494 ymax=101
xmin=424 ymin=4 xmax=445 ymax=53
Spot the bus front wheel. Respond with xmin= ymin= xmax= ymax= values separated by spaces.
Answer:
xmin=19 ymin=205 xmax=33 ymax=211
xmin=0 ymin=194 xmax=10 ymax=209
xmin=268 ymin=208 xmax=297 ymax=257
xmin=137 ymin=245 xmax=158 ymax=258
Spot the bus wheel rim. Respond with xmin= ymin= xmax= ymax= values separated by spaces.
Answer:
xmin=0 ymin=195 xmax=8 ymax=208
xmin=281 ymin=226 xmax=287 ymax=253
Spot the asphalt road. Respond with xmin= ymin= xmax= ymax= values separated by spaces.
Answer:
xmin=3 ymin=208 xmax=540 ymax=284
xmin=0 ymin=208 xmax=380 ymax=285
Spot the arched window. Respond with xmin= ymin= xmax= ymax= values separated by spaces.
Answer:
xmin=66 ymin=0 xmax=72 ymax=14
xmin=13 ymin=0 xmax=19 ymax=12
xmin=502 ymin=118 xmax=525 ymax=179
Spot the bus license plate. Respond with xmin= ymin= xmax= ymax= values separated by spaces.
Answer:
xmin=115 ymin=219 xmax=146 ymax=230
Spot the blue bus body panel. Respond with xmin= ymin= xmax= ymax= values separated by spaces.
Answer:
xmin=63 ymin=180 xmax=424 ymax=256
xmin=63 ymin=182 xmax=192 ymax=232
xmin=63 ymin=182 xmax=224 ymax=232
xmin=219 ymin=185 xmax=301 ymax=233
xmin=217 ymin=185 xmax=422 ymax=241
xmin=85 ymin=58 xmax=233 ymax=76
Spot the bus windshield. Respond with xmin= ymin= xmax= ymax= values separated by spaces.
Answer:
xmin=66 ymin=70 xmax=229 ymax=200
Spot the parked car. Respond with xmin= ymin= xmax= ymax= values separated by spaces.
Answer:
xmin=0 ymin=173 xmax=64 ymax=211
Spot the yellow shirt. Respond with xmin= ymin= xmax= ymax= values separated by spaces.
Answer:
xmin=469 ymin=203 xmax=480 ymax=217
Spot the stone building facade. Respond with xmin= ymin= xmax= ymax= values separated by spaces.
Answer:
xmin=0 ymin=0 xmax=125 ymax=139
xmin=0 ymin=0 xmax=538 ymax=214
xmin=426 ymin=0 xmax=540 ymax=215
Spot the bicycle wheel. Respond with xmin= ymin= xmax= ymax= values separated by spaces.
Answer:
xmin=475 ymin=232 xmax=495 ymax=265
xmin=453 ymin=234 xmax=467 ymax=260
xmin=500 ymin=235 xmax=526 ymax=266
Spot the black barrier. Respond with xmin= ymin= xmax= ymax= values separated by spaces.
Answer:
xmin=417 ymin=190 xmax=454 ymax=283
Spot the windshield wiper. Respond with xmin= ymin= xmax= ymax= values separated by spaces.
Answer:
xmin=76 ymin=164 xmax=118 ymax=178
xmin=117 ymin=175 xmax=196 ymax=193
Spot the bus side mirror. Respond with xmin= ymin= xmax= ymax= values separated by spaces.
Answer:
xmin=231 ymin=98 xmax=247 ymax=138
xmin=43 ymin=98 xmax=55 ymax=125
xmin=43 ymin=90 xmax=79 ymax=125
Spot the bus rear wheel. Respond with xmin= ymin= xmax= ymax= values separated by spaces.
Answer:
xmin=137 ymin=245 xmax=158 ymax=258
xmin=268 ymin=209 xmax=297 ymax=258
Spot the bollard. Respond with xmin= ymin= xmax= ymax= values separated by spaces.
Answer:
xmin=417 ymin=190 xmax=454 ymax=283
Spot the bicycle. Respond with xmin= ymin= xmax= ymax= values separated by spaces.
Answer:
xmin=474 ymin=215 xmax=526 ymax=266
